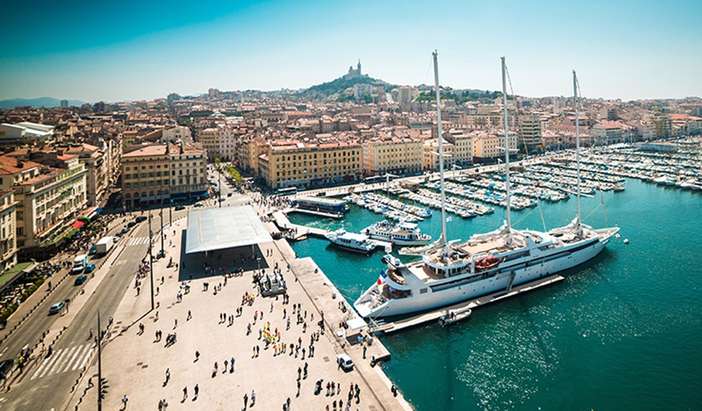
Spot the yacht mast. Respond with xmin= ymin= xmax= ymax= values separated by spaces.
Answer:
xmin=433 ymin=50 xmax=449 ymax=254
xmin=500 ymin=57 xmax=512 ymax=241
xmin=573 ymin=70 xmax=582 ymax=228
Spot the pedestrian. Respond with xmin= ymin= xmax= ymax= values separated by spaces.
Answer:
xmin=194 ymin=351 xmax=200 ymax=362
xmin=164 ymin=368 xmax=170 ymax=385
xmin=194 ymin=384 xmax=199 ymax=400
xmin=121 ymin=394 xmax=128 ymax=409
xmin=173 ymin=319 xmax=177 ymax=329
xmin=244 ymin=393 xmax=248 ymax=409
xmin=187 ymin=310 xmax=192 ymax=321
xmin=230 ymin=357 xmax=235 ymax=373
xmin=182 ymin=387 xmax=188 ymax=402
xmin=251 ymin=389 xmax=256 ymax=406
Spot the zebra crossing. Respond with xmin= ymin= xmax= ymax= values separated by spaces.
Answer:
xmin=127 ymin=237 xmax=150 ymax=247
xmin=30 ymin=343 xmax=95 ymax=381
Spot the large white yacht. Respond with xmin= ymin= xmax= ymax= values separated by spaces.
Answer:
xmin=354 ymin=55 xmax=619 ymax=319
xmin=362 ymin=220 xmax=432 ymax=246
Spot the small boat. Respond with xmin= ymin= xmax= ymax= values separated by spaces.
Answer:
xmin=362 ymin=220 xmax=432 ymax=246
xmin=439 ymin=307 xmax=472 ymax=326
xmin=325 ymin=230 xmax=376 ymax=254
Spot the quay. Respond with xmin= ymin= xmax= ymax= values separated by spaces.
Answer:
xmin=372 ymin=274 xmax=564 ymax=334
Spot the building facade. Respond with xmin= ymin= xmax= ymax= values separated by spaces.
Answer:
xmin=0 ymin=191 xmax=17 ymax=272
xmin=258 ymin=141 xmax=362 ymax=189
xmin=362 ymin=137 xmax=422 ymax=176
xmin=121 ymin=143 xmax=207 ymax=208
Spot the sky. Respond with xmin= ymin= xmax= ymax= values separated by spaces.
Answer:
xmin=1 ymin=0 xmax=700 ymax=102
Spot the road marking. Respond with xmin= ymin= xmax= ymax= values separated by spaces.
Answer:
xmin=63 ymin=344 xmax=86 ymax=373
xmin=51 ymin=346 xmax=77 ymax=376
xmin=31 ymin=355 xmax=52 ymax=380
xmin=127 ymin=237 xmax=150 ymax=246
xmin=31 ymin=344 xmax=95 ymax=380
xmin=37 ymin=349 xmax=65 ymax=379
xmin=0 ymin=346 xmax=8 ymax=357
xmin=77 ymin=346 xmax=94 ymax=370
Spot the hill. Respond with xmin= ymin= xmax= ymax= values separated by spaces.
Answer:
xmin=298 ymin=74 xmax=392 ymax=101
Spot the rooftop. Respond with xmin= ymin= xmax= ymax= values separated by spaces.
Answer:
xmin=185 ymin=205 xmax=272 ymax=254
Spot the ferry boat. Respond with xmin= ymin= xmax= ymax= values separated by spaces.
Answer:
xmin=362 ymin=220 xmax=432 ymax=246
xmin=353 ymin=55 xmax=619 ymax=319
xmin=325 ymin=230 xmax=376 ymax=254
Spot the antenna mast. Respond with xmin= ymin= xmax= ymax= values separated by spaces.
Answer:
xmin=501 ymin=57 xmax=512 ymax=241
xmin=433 ymin=50 xmax=449 ymax=255
xmin=573 ymin=70 xmax=582 ymax=229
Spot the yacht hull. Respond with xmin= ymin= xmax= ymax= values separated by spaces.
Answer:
xmin=355 ymin=235 xmax=610 ymax=319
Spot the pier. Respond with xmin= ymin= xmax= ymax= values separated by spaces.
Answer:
xmin=371 ymin=274 xmax=565 ymax=334
xmin=273 ymin=210 xmax=393 ymax=251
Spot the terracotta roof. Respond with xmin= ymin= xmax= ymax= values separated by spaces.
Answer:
xmin=0 ymin=155 xmax=42 ymax=175
xmin=123 ymin=145 xmax=168 ymax=158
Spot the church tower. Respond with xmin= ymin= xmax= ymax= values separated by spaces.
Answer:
xmin=357 ymin=59 xmax=361 ymax=75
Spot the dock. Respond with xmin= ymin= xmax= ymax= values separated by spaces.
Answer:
xmin=273 ymin=210 xmax=393 ymax=251
xmin=372 ymin=274 xmax=564 ymax=334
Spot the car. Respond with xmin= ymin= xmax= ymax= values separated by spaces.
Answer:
xmin=88 ymin=245 xmax=97 ymax=255
xmin=174 ymin=205 xmax=185 ymax=211
xmin=74 ymin=274 xmax=88 ymax=286
xmin=127 ymin=221 xmax=136 ymax=228
xmin=227 ymin=193 xmax=233 ymax=197
xmin=48 ymin=301 xmax=65 ymax=315
xmin=84 ymin=263 xmax=96 ymax=273
xmin=0 ymin=359 xmax=13 ymax=381
xmin=336 ymin=354 xmax=354 ymax=372
xmin=135 ymin=215 xmax=147 ymax=223
xmin=121 ymin=226 xmax=129 ymax=235
xmin=194 ymin=203 xmax=204 ymax=208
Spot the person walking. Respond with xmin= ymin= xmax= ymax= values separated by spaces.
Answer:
xmin=243 ymin=393 xmax=249 ymax=409
xmin=251 ymin=389 xmax=256 ymax=406
xmin=182 ymin=387 xmax=188 ymax=402
xmin=121 ymin=394 xmax=128 ymax=410
xmin=193 ymin=384 xmax=199 ymax=400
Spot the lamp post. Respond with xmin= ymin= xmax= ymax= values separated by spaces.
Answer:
xmin=159 ymin=206 xmax=164 ymax=257
xmin=97 ymin=311 xmax=103 ymax=411
xmin=147 ymin=212 xmax=155 ymax=311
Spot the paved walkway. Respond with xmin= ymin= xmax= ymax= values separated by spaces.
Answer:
xmin=73 ymin=211 xmax=409 ymax=410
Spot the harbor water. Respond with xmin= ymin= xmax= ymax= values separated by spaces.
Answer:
xmin=289 ymin=178 xmax=702 ymax=410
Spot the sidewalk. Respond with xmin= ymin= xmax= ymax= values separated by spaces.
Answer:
xmin=72 ymin=216 xmax=399 ymax=410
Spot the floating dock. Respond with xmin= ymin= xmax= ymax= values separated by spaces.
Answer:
xmin=371 ymin=274 xmax=564 ymax=334
xmin=273 ymin=211 xmax=392 ymax=251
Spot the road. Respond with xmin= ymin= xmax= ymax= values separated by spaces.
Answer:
xmin=0 ymin=209 xmax=187 ymax=410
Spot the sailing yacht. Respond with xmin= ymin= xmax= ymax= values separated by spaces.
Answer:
xmin=354 ymin=55 xmax=619 ymax=319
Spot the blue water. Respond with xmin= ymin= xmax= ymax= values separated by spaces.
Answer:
xmin=290 ymin=179 xmax=702 ymax=410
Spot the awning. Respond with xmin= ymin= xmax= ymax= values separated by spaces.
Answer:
xmin=72 ymin=220 xmax=86 ymax=229
xmin=185 ymin=205 xmax=272 ymax=254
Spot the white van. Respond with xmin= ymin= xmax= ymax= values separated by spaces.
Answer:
xmin=72 ymin=254 xmax=88 ymax=274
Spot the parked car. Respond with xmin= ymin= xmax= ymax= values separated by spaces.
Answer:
xmin=84 ymin=263 xmax=96 ymax=273
xmin=0 ymin=359 xmax=14 ymax=381
xmin=74 ymin=274 xmax=88 ymax=286
xmin=48 ymin=301 xmax=65 ymax=315
xmin=194 ymin=203 xmax=204 ymax=208
xmin=135 ymin=216 xmax=147 ymax=223
xmin=175 ymin=205 xmax=185 ymax=211
xmin=127 ymin=221 xmax=137 ymax=228
xmin=336 ymin=354 xmax=354 ymax=371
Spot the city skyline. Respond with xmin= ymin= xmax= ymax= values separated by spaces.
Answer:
xmin=1 ymin=0 xmax=701 ymax=102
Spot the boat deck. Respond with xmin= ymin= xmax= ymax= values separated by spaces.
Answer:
xmin=371 ymin=274 xmax=565 ymax=334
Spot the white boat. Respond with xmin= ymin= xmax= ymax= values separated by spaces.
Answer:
xmin=438 ymin=306 xmax=472 ymax=326
xmin=353 ymin=55 xmax=619 ymax=319
xmin=325 ymin=230 xmax=376 ymax=254
xmin=362 ymin=220 xmax=432 ymax=246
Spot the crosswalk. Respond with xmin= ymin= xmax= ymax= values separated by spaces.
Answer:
xmin=127 ymin=237 xmax=150 ymax=246
xmin=30 ymin=343 xmax=95 ymax=381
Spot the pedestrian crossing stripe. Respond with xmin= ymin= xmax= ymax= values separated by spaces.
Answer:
xmin=30 ymin=343 xmax=95 ymax=380
xmin=127 ymin=237 xmax=150 ymax=246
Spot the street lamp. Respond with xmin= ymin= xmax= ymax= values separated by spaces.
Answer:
xmin=147 ymin=212 xmax=155 ymax=311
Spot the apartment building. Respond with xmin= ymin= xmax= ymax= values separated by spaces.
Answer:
xmin=198 ymin=128 xmax=220 ymax=160
xmin=238 ymin=136 xmax=266 ymax=175
xmin=362 ymin=136 xmax=422 ymax=176
xmin=518 ymin=113 xmax=543 ymax=152
xmin=64 ymin=143 xmax=109 ymax=206
xmin=0 ymin=191 xmax=17 ymax=272
xmin=444 ymin=129 xmax=474 ymax=166
xmin=472 ymin=131 xmax=518 ymax=162
xmin=258 ymin=141 xmax=362 ymax=189
xmin=0 ymin=153 xmax=88 ymax=248
xmin=121 ymin=143 xmax=207 ymax=208
xmin=423 ymin=139 xmax=455 ymax=171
